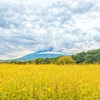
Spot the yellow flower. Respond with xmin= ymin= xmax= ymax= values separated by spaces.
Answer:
xmin=0 ymin=87 xmax=2 ymax=91
xmin=47 ymin=88 xmax=51 ymax=92
xmin=12 ymin=94 xmax=16 ymax=97
xmin=21 ymin=87 xmax=26 ymax=92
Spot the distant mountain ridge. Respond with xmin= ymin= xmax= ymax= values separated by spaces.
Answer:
xmin=15 ymin=47 xmax=67 ymax=61
xmin=35 ymin=47 xmax=54 ymax=54
xmin=16 ymin=53 xmax=66 ymax=61
xmin=16 ymin=47 xmax=68 ymax=61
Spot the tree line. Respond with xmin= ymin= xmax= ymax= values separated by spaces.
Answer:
xmin=1 ymin=56 xmax=75 ymax=65
xmin=1 ymin=49 xmax=100 ymax=65
xmin=72 ymin=49 xmax=100 ymax=64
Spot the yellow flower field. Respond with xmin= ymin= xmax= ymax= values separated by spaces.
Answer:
xmin=0 ymin=64 xmax=100 ymax=100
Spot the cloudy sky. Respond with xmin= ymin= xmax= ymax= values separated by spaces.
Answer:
xmin=0 ymin=0 xmax=100 ymax=60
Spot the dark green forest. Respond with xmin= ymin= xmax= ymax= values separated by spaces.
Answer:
xmin=72 ymin=49 xmax=100 ymax=64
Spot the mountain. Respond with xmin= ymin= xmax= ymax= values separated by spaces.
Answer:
xmin=0 ymin=52 xmax=67 ymax=62
xmin=16 ymin=48 xmax=67 ymax=61
xmin=16 ymin=53 xmax=66 ymax=61
xmin=35 ymin=47 xmax=54 ymax=54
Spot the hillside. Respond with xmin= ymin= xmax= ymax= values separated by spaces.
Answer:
xmin=72 ymin=49 xmax=100 ymax=64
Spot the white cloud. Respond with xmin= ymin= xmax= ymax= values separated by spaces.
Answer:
xmin=0 ymin=0 xmax=100 ymax=60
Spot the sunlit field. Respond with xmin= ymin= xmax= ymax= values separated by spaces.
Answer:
xmin=0 ymin=64 xmax=100 ymax=100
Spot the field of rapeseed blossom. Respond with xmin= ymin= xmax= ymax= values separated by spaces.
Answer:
xmin=0 ymin=64 xmax=100 ymax=100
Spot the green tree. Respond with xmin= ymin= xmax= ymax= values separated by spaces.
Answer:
xmin=72 ymin=52 xmax=85 ymax=64
xmin=34 ymin=58 xmax=45 ymax=64
xmin=72 ymin=49 xmax=100 ymax=64
xmin=56 ymin=56 xmax=75 ymax=65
